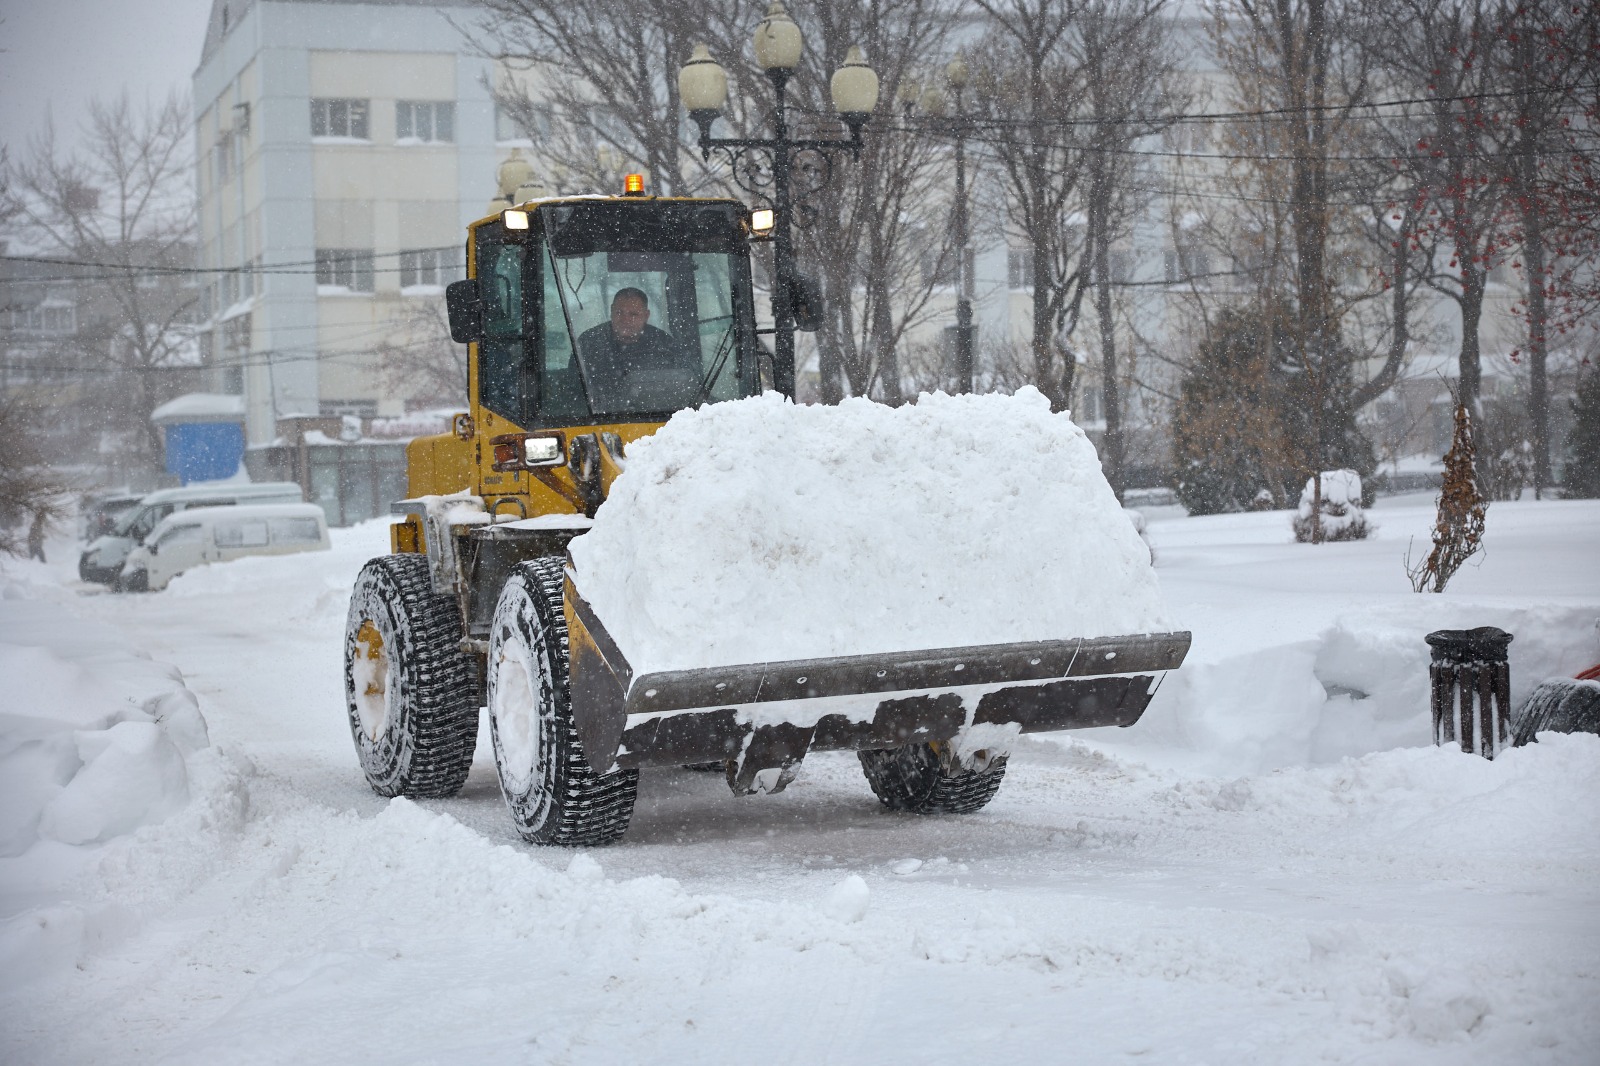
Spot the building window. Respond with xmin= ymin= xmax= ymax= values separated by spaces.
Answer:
xmin=1008 ymin=247 xmax=1035 ymax=290
xmin=1105 ymin=248 xmax=1134 ymax=284
xmin=400 ymin=247 xmax=460 ymax=290
xmin=1165 ymin=242 xmax=1212 ymax=283
xmin=396 ymin=101 xmax=454 ymax=143
xmin=1077 ymin=385 xmax=1103 ymax=423
xmin=495 ymin=101 xmax=553 ymax=143
xmin=40 ymin=304 xmax=76 ymax=333
xmin=215 ymin=132 xmax=234 ymax=182
xmin=316 ymin=249 xmax=375 ymax=293
xmin=311 ymin=98 xmax=370 ymax=140
xmin=220 ymin=312 xmax=251 ymax=372
xmin=9 ymin=303 xmax=77 ymax=333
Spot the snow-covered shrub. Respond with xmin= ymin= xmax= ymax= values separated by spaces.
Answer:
xmin=1292 ymin=469 xmax=1371 ymax=543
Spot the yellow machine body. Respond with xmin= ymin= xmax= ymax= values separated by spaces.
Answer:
xmin=376 ymin=193 xmax=1189 ymax=801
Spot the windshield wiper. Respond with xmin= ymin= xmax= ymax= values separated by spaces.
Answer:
xmin=540 ymin=214 xmax=597 ymax=416
xmin=696 ymin=318 xmax=738 ymax=404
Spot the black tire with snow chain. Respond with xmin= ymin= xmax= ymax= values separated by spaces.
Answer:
xmin=858 ymin=742 xmax=1008 ymax=814
xmin=1512 ymin=678 xmax=1600 ymax=746
xmin=344 ymin=554 xmax=479 ymax=798
xmin=487 ymin=558 xmax=639 ymax=846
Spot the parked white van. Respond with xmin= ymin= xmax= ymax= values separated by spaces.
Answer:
xmin=119 ymin=503 xmax=330 ymax=591
xmin=78 ymin=481 xmax=303 ymax=585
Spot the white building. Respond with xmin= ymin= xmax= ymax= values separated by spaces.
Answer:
xmin=193 ymin=0 xmax=498 ymax=447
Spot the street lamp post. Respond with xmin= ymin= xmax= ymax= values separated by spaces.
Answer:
xmin=678 ymin=3 xmax=878 ymax=399
xmin=946 ymin=52 xmax=975 ymax=395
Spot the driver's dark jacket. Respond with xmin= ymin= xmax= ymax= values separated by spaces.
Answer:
xmin=577 ymin=323 xmax=688 ymax=380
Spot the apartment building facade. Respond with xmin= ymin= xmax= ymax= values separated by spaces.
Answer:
xmin=193 ymin=0 xmax=497 ymax=449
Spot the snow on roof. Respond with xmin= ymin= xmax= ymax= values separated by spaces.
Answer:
xmin=368 ymin=409 xmax=458 ymax=440
xmin=149 ymin=393 xmax=245 ymax=424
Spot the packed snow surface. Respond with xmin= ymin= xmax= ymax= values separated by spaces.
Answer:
xmin=570 ymin=389 xmax=1168 ymax=674
xmin=1 ymin=491 xmax=1596 ymax=1064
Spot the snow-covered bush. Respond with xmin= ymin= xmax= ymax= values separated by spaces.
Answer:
xmin=1292 ymin=469 xmax=1371 ymax=543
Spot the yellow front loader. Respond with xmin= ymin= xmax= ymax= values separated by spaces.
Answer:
xmin=342 ymin=192 xmax=1189 ymax=845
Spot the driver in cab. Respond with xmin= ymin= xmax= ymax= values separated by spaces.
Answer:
xmin=578 ymin=288 xmax=697 ymax=407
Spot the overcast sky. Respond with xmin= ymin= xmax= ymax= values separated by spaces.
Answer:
xmin=0 ymin=0 xmax=213 ymax=157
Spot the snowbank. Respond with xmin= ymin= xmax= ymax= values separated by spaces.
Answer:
xmin=0 ymin=616 xmax=208 ymax=856
xmin=570 ymin=389 xmax=1168 ymax=674
xmin=1095 ymin=499 xmax=1600 ymax=776
xmin=0 ymin=586 xmax=241 ymax=987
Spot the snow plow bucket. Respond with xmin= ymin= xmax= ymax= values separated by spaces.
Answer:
xmin=563 ymin=575 xmax=1190 ymax=794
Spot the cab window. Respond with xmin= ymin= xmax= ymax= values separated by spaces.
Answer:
xmin=476 ymin=238 xmax=530 ymax=426
xmin=154 ymin=524 xmax=203 ymax=550
xmin=126 ymin=503 xmax=175 ymax=541
xmin=472 ymin=202 xmax=757 ymax=429
xmin=269 ymin=517 xmax=322 ymax=544
xmin=215 ymin=519 xmax=270 ymax=548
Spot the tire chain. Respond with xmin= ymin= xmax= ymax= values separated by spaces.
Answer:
xmin=346 ymin=554 xmax=478 ymax=798
xmin=857 ymin=742 xmax=1009 ymax=815
xmin=501 ymin=558 xmax=638 ymax=846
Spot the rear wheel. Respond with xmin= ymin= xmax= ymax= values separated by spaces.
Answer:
xmin=343 ymin=554 xmax=479 ymax=797
xmin=858 ymin=741 xmax=1008 ymax=814
xmin=488 ymin=558 xmax=638 ymax=846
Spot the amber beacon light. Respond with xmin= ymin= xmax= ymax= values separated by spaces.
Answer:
xmin=623 ymin=173 xmax=646 ymax=195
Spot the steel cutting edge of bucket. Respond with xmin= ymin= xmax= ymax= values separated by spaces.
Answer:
xmin=561 ymin=574 xmax=1191 ymax=778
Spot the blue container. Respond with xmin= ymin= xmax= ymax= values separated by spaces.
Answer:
xmin=164 ymin=421 xmax=246 ymax=484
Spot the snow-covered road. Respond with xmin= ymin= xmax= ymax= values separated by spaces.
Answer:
xmin=3 ymin=497 xmax=1598 ymax=1064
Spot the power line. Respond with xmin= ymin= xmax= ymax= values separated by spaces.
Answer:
xmin=0 ymin=245 xmax=463 ymax=281
xmin=879 ymin=119 xmax=1600 ymax=164
xmin=801 ymin=78 xmax=1600 ymax=131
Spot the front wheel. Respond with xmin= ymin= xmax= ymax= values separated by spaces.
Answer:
xmin=488 ymin=558 xmax=638 ymax=846
xmin=858 ymin=741 xmax=1008 ymax=815
xmin=343 ymin=554 xmax=479 ymax=797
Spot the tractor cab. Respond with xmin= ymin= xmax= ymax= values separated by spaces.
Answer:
xmin=447 ymin=197 xmax=765 ymax=433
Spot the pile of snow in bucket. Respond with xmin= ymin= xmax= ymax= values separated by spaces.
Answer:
xmin=569 ymin=388 xmax=1168 ymax=674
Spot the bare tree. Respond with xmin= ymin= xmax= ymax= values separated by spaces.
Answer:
xmin=7 ymin=93 xmax=198 ymax=469
xmin=466 ymin=0 xmax=721 ymax=194
xmin=1494 ymin=0 xmax=1599 ymax=496
xmin=790 ymin=0 xmax=959 ymax=403
xmin=969 ymin=0 xmax=1089 ymax=411
xmin=372 ymin=302 xmax=468 ymax=411
xmin=1072 ymin=0 xmax=1183 ymax=495
xmin=465 ymin=0 xmax=961 ymax=405
xmin=1210 ymin=0 xmax=1387 ymax=533
xmin=0 ymin=395 xmax=73 ymax=556
xmin=1360 ymin=0 xmax=1509 ymax=417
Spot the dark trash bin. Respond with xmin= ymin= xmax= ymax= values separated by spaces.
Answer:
xmin=1426 ymin=627 xmax=1513 ymax=759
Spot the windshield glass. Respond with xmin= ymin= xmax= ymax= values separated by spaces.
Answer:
xmin=475 ymin=201 xmax=757 ymax=427
xmin=543 ymin=248 xmax=743 ymax=419
xmin=115 ymin=503 xmax=170 ymax=541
